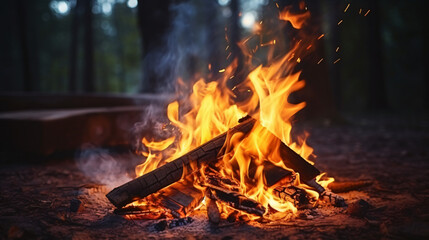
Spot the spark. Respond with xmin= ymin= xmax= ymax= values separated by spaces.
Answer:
xmin=219 ymin=69 xmax=226 ymax=73
xmin=333 ymin=58 xmax=341 ymax=64
xmin=317 ymin=58 xmax=324 ymax=64
xmin=306 ymin=45 xmax=312 ymax=50
xmin=318 ymin=34 xmax=325 ymax=40
xmin=276 ymin=3 xmax=279 ymax=8
xmin=344 ymin=3 xmax=350 ymax=13
xmin=364 ymin=10 xmax=371 ymax=16
xmin=225 ymin=45 xmax=229 ymax=51
xmin=208 ymin=64 xmax=212 ymax=70
xmin=297 ymin=58 xmax=301 ymax=63
xmin=337 ymin=20 xmax=343 ymax=25
xmin=336 ymin=47 xmax=340 ymax=52
xmin=261 ymin=40 xmax=276 ymax=47
xmin=359 ymin=9 xmax=362 ymax=15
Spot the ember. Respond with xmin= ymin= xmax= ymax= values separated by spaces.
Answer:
xmin=106 ymin=4 xmax=341 ymax=223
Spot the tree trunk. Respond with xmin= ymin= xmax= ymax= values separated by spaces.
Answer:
xmin=367 ymin=0 xmax=388 ymax=111
xmin=136 ymin=0 xmax=171 ymax=93
xmin=324 ymin=0 xmax=342 ymax=111
xmin=69 ymin=0 xmax=82 ymax=92
xmin=15 ymin=0 xmax=32 ymax=92
xmin=226 ymin=0 xmax=244 ymax=89
xmin=82 ymin=0 xmax=94 ymax=92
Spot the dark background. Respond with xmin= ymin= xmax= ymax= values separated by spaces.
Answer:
xmin=0 ymin=0 xmax=427 ymax=117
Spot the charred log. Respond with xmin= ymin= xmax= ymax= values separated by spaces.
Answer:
xmin=106 ymin=116 xmax=321 ymax=208
xmin=106 ymin=116 xmax=256 ymax=208
xmin=273 ymin=186 xmax=311 ymax=208
xmin=206 ymin=198 xmax=221 ymax=224
xmin=158 ymin=182 xmax=204 ymax=218
xmin=206 ymin=184 xmax=266 ymax=216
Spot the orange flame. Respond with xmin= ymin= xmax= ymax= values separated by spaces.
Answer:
xmin=279 ymin=6 xmax=310 ymax=29
xmin=135 ymin=3 xmax=334 ymax=219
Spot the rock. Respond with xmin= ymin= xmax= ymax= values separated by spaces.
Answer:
xmin=347 ymin=199 xmax=372 ymax=217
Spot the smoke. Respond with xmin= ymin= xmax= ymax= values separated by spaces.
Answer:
xmin=76 ymin=2 xmax=222 ymax=187
xmin=76 ymin=145 xmax=133 ymax=190
xmin=142 ymin=1 xmax=221 ymax=92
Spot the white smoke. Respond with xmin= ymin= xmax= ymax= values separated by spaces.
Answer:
xmin=76 ymin=145 xmax=133 ymax=190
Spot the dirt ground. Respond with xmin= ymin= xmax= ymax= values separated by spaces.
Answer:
xmin=1 ymin=114 xmax=428 ymax=239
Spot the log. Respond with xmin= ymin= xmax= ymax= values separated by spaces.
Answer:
xmin=206 ymin=184 xmax=266 ymax=216
xmin=261 ymin=161 xmax=294 ymax=187
xmin=158 ymin=182 xmax=204 ymax=218
xmin=327 ymin=180 xmax=373 ymax=193
xmin=206 ymin=198 xmax=221 ymax=224
xmin=106 ymin=116 xmax=321 ymax=208
xmin=273 ymin=186 xmax=310 ymax=208
xmin=106 ymin=116 xmax=256 ymax=208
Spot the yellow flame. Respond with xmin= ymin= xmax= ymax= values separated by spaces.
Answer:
xmin=134 ymin=3 xmax=334 ymax=219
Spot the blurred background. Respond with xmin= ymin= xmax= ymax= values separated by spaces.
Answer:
xmin=0 ymin=0 xmax=427 ymax=114
xmin=0 ymin=0 xmax=428 ymax=157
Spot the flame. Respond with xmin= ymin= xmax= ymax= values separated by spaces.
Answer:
xmin=278 ymin=6 xmax=310 ymax=29
xmin=134 ymin=3 xmax=334 ymax=219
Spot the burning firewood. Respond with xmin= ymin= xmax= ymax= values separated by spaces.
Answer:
xmin=205 ymin=184 xmax=266 ymax=216
xmin=106 ymin=116 xmax=322 ymax=209
xmin=157 ymin=181 xmax=204 ymax=218
xmin=319 ymin=190 xmax=347 ymax=207
xmin=273 ymin=186 xmax=311 ymax=209
xmin=206 ymin=198 xmax=221 ymax=224
xmin=106 ymin=116 xmax=256 ymax=208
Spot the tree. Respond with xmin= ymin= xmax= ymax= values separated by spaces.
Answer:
xmin=82 ymin=0 xmax=95 ymax=92
xmin=69 ymin=0 xmax=82 ymax=92
xmin=367 ymin=0 xmax=388 ymax=111
xmin=136 ymin=0 xmax=171 ymax=93
xmin=15 ymin=0 xmax=40 ymax=92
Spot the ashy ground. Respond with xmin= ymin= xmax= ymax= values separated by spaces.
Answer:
xmin=1 ymin=114 xmax=428 ymax=239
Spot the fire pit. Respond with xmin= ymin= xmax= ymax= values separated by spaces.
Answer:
xmin=104 ymin=4 xmax=355 ymax=229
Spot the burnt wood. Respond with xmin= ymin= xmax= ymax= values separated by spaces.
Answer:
xmin=106 ymin=116 xmax=321 ymax=208
xmin=106 ymin=116 xmax=256 ymax=208
xmin=273 ymin=186 xmax=310 ymax=208
xmin=158 ymin=182 xmax=204 ymax=218
xmin=206 ymin=184 xmax=266 ymax=216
